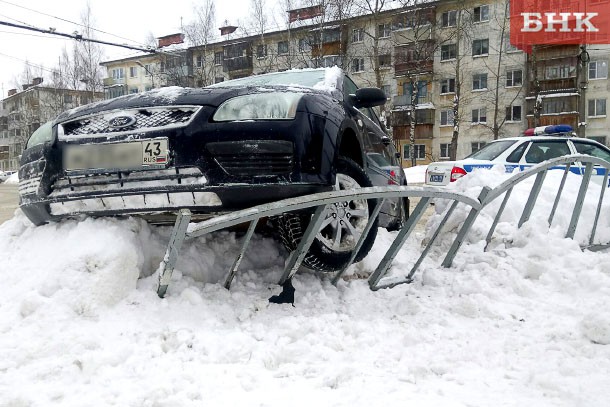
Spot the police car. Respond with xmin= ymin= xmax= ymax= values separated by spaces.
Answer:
xmin=425 ymin=125 xmax=610 ymax=186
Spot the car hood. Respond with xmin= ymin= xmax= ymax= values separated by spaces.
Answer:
xmin=54 ymin=85 xmax=331 ymax=124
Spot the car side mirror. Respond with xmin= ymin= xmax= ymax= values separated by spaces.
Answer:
xmin=381 ymin=136 xmax=391 ymax=146
xmin=395 ymin=152 xmax=401 ymax=159
xmin=350 ymin=88 xmax=387 ymax=108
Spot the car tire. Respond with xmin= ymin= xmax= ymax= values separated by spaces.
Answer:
xmin=276 ymin=156 xmax=378 ymax=272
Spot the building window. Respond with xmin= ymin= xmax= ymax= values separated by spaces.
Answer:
xmin=256 ymin=44 xmax=267 ymax=58
xmin=472 ymin=107 xmax=487 ymax=123
xmin=506 ymin=69 xmax=523 ymax=87
xmin=404 ymin=144 xmax=426 ymax=160
xmin=403 ymin=80 xmax=428 ymax=103
xmin=378 ymin=54 xmax=391 ymax=69
xmin=196 ymin=55 xmax=203 ymax=67
xmin=471 ymin=142 xmax=486 ymax=153
xmin=505 ymin=105 xmax=522 ymax=121
xmin=129 ymin=87 xmax=139 ymax=94
xmin=214 ymin=52 xmax=223 ymax=66
xmin=473 ymin=5 xmax=489 ymax=22
xmin=144 ymin=64 xmax=152 ymax=76
xmin=440 ymin=143 xmax=451 ymax=158
xmin=545 ymin=65 xmax=575 ymax=79
xmin=589 ymin=60 xmax=608 ymax=79
xmin=63 ymin=94 xmax=73 ymax=103
xmin=440 ymin=109 xmax=454 ymax=126
xmin=215 ymin=76 xmax=224 ymax=84
xmin=145 ymin=86 xmax=152 ymax=91
xmin=441 ymin=44 xmax=457 ymax=61
xmin=129 ymin=66 xmax=138 ymax=77
xmin=440 ymin=78 xmax=456 ymax=94
xmin=352 ymin=58 xmax=365 ymax=72
xmin=323 ymin=55 xmax=340 ymax=67
xmin=378 ymin=23 xmax=391 ymax=38
xmin=543 ymin=99 xmax=571 ymax=114
xmin=472 ymin=39 xmax=489 ymax=56
xmin=472 ymin=73 xmax=488 ymax=90
xmin=112 ymin=68 xmax=124 ymax=79
xmin=278 ymin=41 xmax=289 ymax=55
xmin=588 ymin=99 xmax=607 ymax=117
xmin=298 ymin=38 xmax=310 ymax=52
xmin=352 ymin=28 xmax=364 ymax=43
xmin=441 ymin=10 xmax=457 ymax=27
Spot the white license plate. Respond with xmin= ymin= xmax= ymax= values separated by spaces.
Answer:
xmin=429 ymin=174 xmax=444 ymax=183
xmin=64 ymin=139 xmax=169 ymax=172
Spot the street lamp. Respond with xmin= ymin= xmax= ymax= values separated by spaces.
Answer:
xmin=136 ymin=61 xmax=155 ymax=89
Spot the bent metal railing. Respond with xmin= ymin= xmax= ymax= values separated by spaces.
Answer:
xmin=156 ymin=154 xmax=610 ymax=298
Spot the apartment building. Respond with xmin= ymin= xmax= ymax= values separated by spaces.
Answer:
xmin=0 ymin=79 xmax=103 ymax=170
xmin=99 ymin=0 xmax=610 ymax=167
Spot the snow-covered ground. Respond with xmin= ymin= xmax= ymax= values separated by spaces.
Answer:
xmin=1 ymin=167 xmax=610 ymax=406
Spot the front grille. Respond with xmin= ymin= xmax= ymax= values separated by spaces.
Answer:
xmin=60 ymin=106 xmax=200 ymax=137
xmin=207 ymin=140 xmax=294 ymax=177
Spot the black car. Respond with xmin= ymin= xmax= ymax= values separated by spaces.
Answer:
xmin=19 ymin=68 xmax=407 ymax=271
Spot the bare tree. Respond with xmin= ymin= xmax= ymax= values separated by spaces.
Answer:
xmin=184 ymin=0 xmax=218 ymax=87
xmin=76 ymin=2 xmax=104 ymax=95
xmin=479 ymin=2 xmax=524 ymax=140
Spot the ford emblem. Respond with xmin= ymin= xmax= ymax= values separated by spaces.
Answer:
xmin=108 ymin=115 xmax=137 ymax=129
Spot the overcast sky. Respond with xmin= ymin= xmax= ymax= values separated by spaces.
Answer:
xmin=0 ymin=0 xmax=269 ymax=98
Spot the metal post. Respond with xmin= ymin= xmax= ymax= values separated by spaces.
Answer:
xmin=589 ymin=168 xmax=608 ymax=247
xmin=548 ymin=164 xmax=571 ymax=226
xmin=405 ymin=200 xmax=459 ymax=282
xmin=442 ymin=187 xmax=490 ymax=268
xmin=157 ymin=209 xmax=192 ymax=298
xmin=331 ymin=198 xmax=384 ymax=285
xmin=485 ymin=188 xmax=512 ymax=250
xmin=566 ymin=162 xmax=593 ymax=239
xmin=369 ymin=197 xmax=430 ymax=289
xmin=518 ymin=171 xmax=546 ymax=228
xmin=278 ymin=204 xmax=328 ymax=284
xmin=224 ymin=219 xmax=259 ymax=289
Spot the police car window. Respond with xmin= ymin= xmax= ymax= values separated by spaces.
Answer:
xmin=572 ymin=141 xmax=610 ymax=163
xmin=525 ymin=141 xmax=570 ymax=164
xmin=368 ymin=152 xmax=391 ymax=167
xmin=506 ymin=142 xmax=528 ymax=163
xmin=466 ymin=140 xmax=516 ymax=160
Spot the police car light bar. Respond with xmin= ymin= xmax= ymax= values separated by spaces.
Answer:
xmin=523 ymin=124 xmax=573 ymax=136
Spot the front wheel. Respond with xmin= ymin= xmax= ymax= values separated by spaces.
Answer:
xmin=276 ymin=157 xmax=378 ymax=272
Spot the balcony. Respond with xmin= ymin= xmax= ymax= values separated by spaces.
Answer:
xmin=223 ymin=56 xmax=253 ymax=73
xmin=391 ymin=121 xmax=434 ymax=139
xmin=528 ymin=77 xmax=579 ymax=93
xmin=393 ymin=94 xmax=433 ymax=107
xmin=103 ymin=77 xmax=125 ymax=86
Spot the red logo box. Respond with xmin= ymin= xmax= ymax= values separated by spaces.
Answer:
xmin=510 ymin=0 xmax=610 ymax=52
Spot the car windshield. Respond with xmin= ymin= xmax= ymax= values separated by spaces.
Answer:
xmin=466 ymin=140 xmax=517 ymax=160
xmin=208 ymin=69 xmax=329 ymax=89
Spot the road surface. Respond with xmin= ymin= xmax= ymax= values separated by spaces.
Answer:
xmin=0 ymin=184 xmax=18 ymax=225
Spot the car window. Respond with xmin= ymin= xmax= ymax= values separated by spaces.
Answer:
xmin=466 ymin=140 xmax=517 ymax=160
xmin=524 ymin=140 xmax=570 ymax=164
xmin=572 ymin=141 xmax=610 ymax=163
xmin=368 ymin=152 xmax=392 ymax=167
xmin=343 ymin=76 xmax=359 ymax=100
xmin=506 ymin=142 xmax=528 ymax=163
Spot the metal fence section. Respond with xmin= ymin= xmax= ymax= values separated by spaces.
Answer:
xmin=156 ymin=154 xmax=610 ymax=297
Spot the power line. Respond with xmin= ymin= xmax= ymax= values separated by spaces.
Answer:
xmin=0 ymin=0 xmax=145 ymax=47
xmin=0 ymin=20 xmax=156 ymax=54
xmin=0 ymin=29 xmax=69 ymax=39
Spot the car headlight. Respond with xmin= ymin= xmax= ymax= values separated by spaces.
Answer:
xmin=213 ymin=93 xmax=303 ymax=121
xmin=26 ymin=121 xmax=54 ymax=149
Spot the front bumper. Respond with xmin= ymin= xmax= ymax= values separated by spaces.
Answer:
xmin=20 ymin=179 xmax=332 ymax=225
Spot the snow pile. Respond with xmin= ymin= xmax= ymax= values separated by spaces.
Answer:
xmin=403 ymin=164 xmax=427 ymax=184
xmin=1 ymin=170 xmax=610 ymax=406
